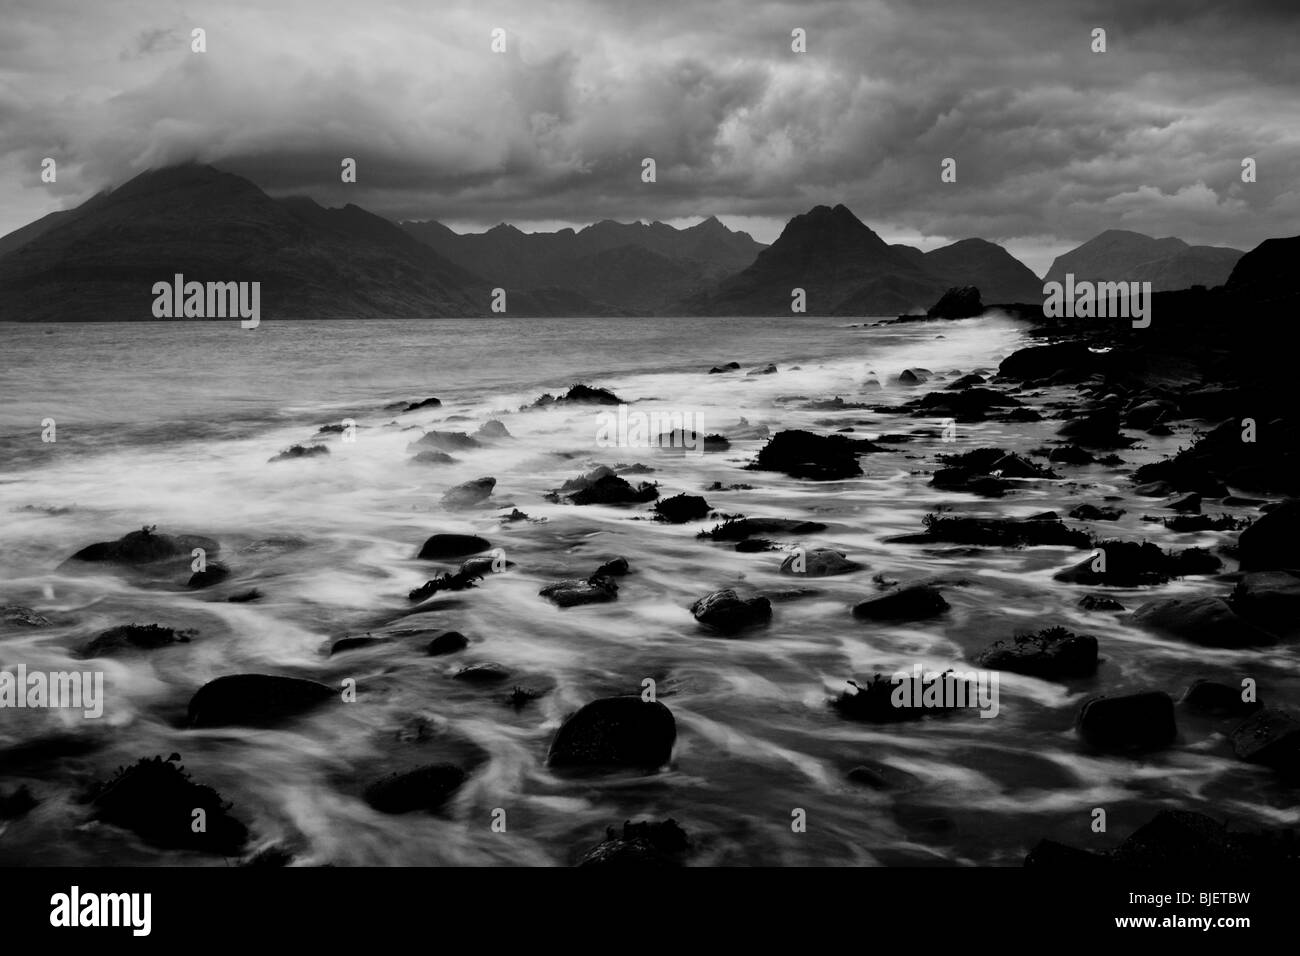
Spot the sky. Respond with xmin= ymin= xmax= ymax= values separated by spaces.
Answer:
xmin=1 ymin=0 xmax=1298 ymax=275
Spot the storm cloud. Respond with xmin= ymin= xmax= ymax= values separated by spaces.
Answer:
xmin=1 ymin=0 xmax=1297 ymax=273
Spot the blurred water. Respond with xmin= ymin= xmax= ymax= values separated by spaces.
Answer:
xmin=1 ymin=315 xmax=1296 ymax=866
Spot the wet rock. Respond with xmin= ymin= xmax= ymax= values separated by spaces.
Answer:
xmin=475 ymin=420 xmax=511 ymax=440
xmin=690 ymin=589 xmax=772 ymax=633
xmin=654 ymin=493 xmax=711 ymax=524
xmin=89 ymin=754 xmax=248 ymax=855
xmin=1054 ymin=540 xmax=1220 ymax=586
xmin=540 ymin=575 xmax=619 ymax=607
xmin=1048 ymin=444 xmax=1095 ymax=465
xmin=186 ymin=562 xmax=231 ymax=589
xmin=269 ymin=444 xmax=329 ymax=463
xmin=1230 ymin=709 xmax=1300 ymax=777
xmin=1237 ymin=500 xmax=1300 ymax=570
xmin=0 ymin=784 xmax=38 ymax=820
xmin=417 ymin=533 xmax=491 ymax=560
xmin=699 ymin=516 xmax=828 ymax=541
xmin=1131 ymin=597 xmax=1275 ymax=648
xmin=329 ymin=636 xmax=390 ymax=656
xmin=442 ymin=476 xmax=496 ymax=509
xmin=997 ymin=342 xmax=1097 ymax=381
xmin=778 ymin=547 xmax=862 ymax=577
xmin=748 ymin=429 xmax=872 ymax=481
xmin=426 ymin=631 xmax=470 ymax=656
xmin=84 ymin=623 xmax=193 ymax=657
xmin=1231 ymin=570 xmax=1300 ymax=637
xmin=1168 ymin=493 xmax=1202 ymax=513
xmin=851 ymin=585 xmax=948 ymax=622
xmin=1124 ymin=399 xmax=1178 ymax=430
xmin=65 ymin=526 xmax=220 ymax=568
xmin=1068 ymin=503 xmax=1124 ymax=521
xmin=410 ymin=450 xmax=457 ymax=465
xmin=594 ymin=557 xmax=630 ymax=577
xmin=1 ymin=605 xmax=52 ymax=627
xmin=908 ymin=388 xmax=1024 ymax=423
xmin=946 ymin=373 xmax=987 ymax=390
xmin=892 ymin=368 xmax=927 ymax=386
xmin=1057 ymin=408 xmax=1134 ymax=449
xmin=187 ymin=674 xmax=335 ymax=728
xmin=975 ymin=626 xmax=1098 ymax=679
xmin=1078 ymin=594 xmax=1125 ymax=611
xmin=363 ymin=764 xmax=466 ymax=814
xmin=411 ymin=430 xmax=481 ymax=453
xmin=990 ymin=452 xmax=1054 ymax=478
xmin=403 ymin=397 xmax=442 ymax=412
xmin=927 ymin=286 xmax=982 ymax=319
xmin=832 ymin=672 xmax=972 ymax=722
xmin=577 ymin=819 xmax=689 ymax=867
xmin=708 ymin=362 xmax=740 ymax=374
xmin=547 ymin=696 xmax=676 ymax=769
xmin=548 ymin=383 xmax=623 ymax=405
xmin=903 ymin=513 xmax=1091 ymax=548
xmin=929 ymin=468 xmax=1009 ymax=497
xmin=748 ymin=363 xmax=778 ymax=376
xmin=453 ymin=662 xmax=511 ymax=684
xmin=566 ymin=471 xmax=658 ymax=506
xmin=1180 ymin=679 xmax=1259 ymax=717
xmin=1077 ymin=692 xmax=1177 ymax=752
xmin=1160 ymin=513 xmax=1248 ymax=532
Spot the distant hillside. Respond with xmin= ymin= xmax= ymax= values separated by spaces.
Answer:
xmin=1044 ymin=229 xmax=1243 ymax=292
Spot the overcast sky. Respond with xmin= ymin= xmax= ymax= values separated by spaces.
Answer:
xmin=2 ymin=0 xmax=1297 ymax=274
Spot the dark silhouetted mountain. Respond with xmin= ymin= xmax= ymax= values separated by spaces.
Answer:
xmin=0 ymin=164 xmax=494 ymax=321
xmin=922 ymin=238 xmax=1042 ymax=302
xmin=680 ymin=204 xmax=1039 ymax=316
xmin=1044 ymin=229 xmax=1243 ymax=292
xmin=1224 ymin=235 xmax=1300 ymax=304
xmin=400 ymin=214 xmax=765 ymax=313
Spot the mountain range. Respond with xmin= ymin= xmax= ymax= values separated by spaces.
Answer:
xmin=0 ymin=164 xmax=1258 ymax=321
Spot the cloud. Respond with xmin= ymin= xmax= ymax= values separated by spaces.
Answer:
xmin=1 ymin=0 xmax=1297 ymax=272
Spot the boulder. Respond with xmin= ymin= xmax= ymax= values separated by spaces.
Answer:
xmin=1180 ymin=679 xmax=1259 ymax=717
xmin=1230 ymin=570 xmax=1300 ymax=636
xmin=1077 ymin=692 xmax=1177 ymax=752
xmin=1132 ymin=597 xmax=1275 ymax=648
xmin=851 ymin=585 xmax=948 ymax=622
xmin=690 ymin=589 xmax=772 ymax=633
xmin=417 ymin=533 xmax=491 ymax=560
xmin=442 ymin=476 xmax=496 ymax=509
xmin=65 ymin=527 xmax=220 ymax=568
xmin=653 ymin=494 xmax=711 ymax=524
xmin=1237 ymin=501 xmax=1300 ymax=570
xmin=84 ymin=623 xmax=192 ymax=657
xmin=547 ymin=697 xmax=676 ymax=769
xmin=426 ymin=631 xmax=470 ymax=656
xmin=540 ymin=575 xmax=619 ymax=607
xmin=363 ymin=764 xmax=466 ymax=814
xmin=997 ymin=342 xmax=1096 ymax=381
xmin=748 ymin=429 xmax=870 ymax=481
xmin=778 ymin=547 xmax=862 ymax=577
xmin=577 ymin=819 xmax=689 ymax=867
xmin=187 ymin=674 xmax=335 ymax=728
xmin=1230 ymin=709 xmax=1300 ymax=777
xmin=975 ymin=626 xmax=1098 ymax=679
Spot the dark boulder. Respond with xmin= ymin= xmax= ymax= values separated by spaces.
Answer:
xmin=1230 ymin=708 xmax=1300 ymax=777
xmin=690 ymin=589 xmax=772 ymax=633
xmin=997 ymin=342 xmax=1096 ymax=381
xmin=577 ymin=819 xmax=689 ymax=867
xmin=699 ymin=517 xmax=829 ymax=541
xmin=442 ymin=476 xmax=496 ymax=509
xmin=851 ymin=585 xmax=948 ymax=622
xmin=268 ymin=444 xmax=329 ymax=462
xmin=1237 ymin=500 xmax=1300 ymax=570
xmin=540 ymin=575 xmax=619 ymax=607
xmin=187 ymin=563 xmax=231 ymax=588
xmin=1077 ymin=692 xmax=1177 ymax=752
xmin=65 ymin=526 xmax=219 ymax=568
xmin=1132 ymin=596 xmax=1276 ymax=648
xmin=975 ymin=626 xmax=1098 ymax=679
xmin=547 ymin=697 xmax=676 ymax=770
xmin=654 ymin=494 xmax=711 ymax=524
xmin=417 ymin=533 xmax=491 ymax=560
xmin=778 ymin=547 xmax=862 ymax=577
xmin=748 ymin=429 xmax=869 ymax=481
xmin=363 ymin=764 xmax=466 ymax=814
xmin=84 ymin=623 xmax=192 ymax=657
xmin=426 ymin=631 xmax=470 ymax=656
xmin=1180 ymin=679 xmax=1259 ymax=717
xmin=187 ymin=674 xmax=335 ymax=728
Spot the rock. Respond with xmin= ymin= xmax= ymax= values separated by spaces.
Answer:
xmin=1238 ymin=500 xmax=1300 ymax=570
xmin=990 ymin=452 xmax=1053 ymax=478
xmin=426 ymin=631 xmax=470 ymax=656
xmin=929 ymin=468 xmax=1009 ymax=497
xmin=778 ymin=547 xmax=862 ymax=577
xmin=410 ymin=450 xmax=457 ymax=465
xmin=1230 ymin=709 xmax=1300 ymax=777
xmin=1124 ymin=399 xmax=1178 ymax=430
xmin=453 ymin=662 xmax=511 ymax=684
xmin=892 ymin=368 xmax=928 ymax=386
xmin=700 ymin=517 xmax=828 ymax=541
xmin=975 ymin=626 xmax=1098 ymax=679
xmin=748 ymin=363 xmax=778 ymax=376
xmin=269 ymin=444 xmax=329 ymax=462
xmin=577 ymin=819 xmax=689 ymax=866
xmin=1078 ymin=594 xmax=1124 ymax=611
xmin=1231 ymin=571 xmax=1300 ymax=636
xmin=1048 ymin=444 xmax=1095 ymax=465
xmin=1054 ymin=540 xmax=1220 ymax=586
xmin=187 ymin=563 xmax=230 ymax=588
xmin=904 ymin=514 xmax=1091 ymax=548
xmin=1168 ymin=493 xmax=1202 ymax=513
xmin=1 ymin=605 xmax=52 ymax=627
xmin=551 ymin=383 xmax=623 ymax=405
xmin=329 ymin=636 xmax=390 ymax=656
xmin=363 ymin=764 xmax=466 ymax=814
xmin=88 ymin=754 xmax=249 ymax=855
xmin=442 ymin=476 xmax=496 ymax=509
xmin=1131 ymin=597 xmax=1275 ymax=648
xmin=851 ymin=585 xmax=948 ymax=622
xmin=1057 ymin=408 xmax=1133 ymax=449
xmin=409 ymin=568 xmax=482 ymax=602
xmin=84 ymin=623 xmax=192 ymax=657
xmin=997 ymin=342 xmax=1097 ymax=381
xmin=540 ymin=575 xmax=619 ymax=607
xmin=417 ymin=533 xmax=491 ymax=560
xmin=1068 ymin=504 xmax=1124 ymax=521
xmin=946 ymin=373 xmax=986 ymax=390
xmin=690 ymin=589 xmax=772 ymax=633
xmin=709 ymin=362 xmax=740 ymax=374
xmin=832 ymin=671 xmax=974 ymax=722
xmin=654 ymin=493 xmax=711 ymax=523
xmin=567 ymin=473 xmax=658 ymax=506
xmin=187 ymin=674 xmax=335 ymax=728
xmin=594 ymin=557 xmax=630 ymax=577
xmin=748 ymin=429 xmax=870 ymax=481
xmin=547 ymin=696 xmax=676 ymax=769
xmin=411 ymin=430 xmax=481 ymax=452
xmin=65 ymin=526 xmax=220 ymax=568
xmin=475 ymin=420 xmax=511 ymax=439
xmin=1077 ymin=692 xmax=1177 ymax=752
xmin=403 ymin=397 xmax=442 ymax=412
xmin=926 ymin=286 xmax=983 ymax=319
xmin=1180 ymin=679 xmax=1259 ymax=717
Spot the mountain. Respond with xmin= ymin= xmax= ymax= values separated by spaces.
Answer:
xmin=1044 ymin=229 xmax=1243 ymax=291
xmin=400 ymin=214 xmax=765 ymax=314
xmin=680 ymin=204 xmax=1040 ymax=316
xmin=921 ymin=238 xmax=1042 ymax=302
xmin=0 ymin=164 xmax=497 ymax=321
